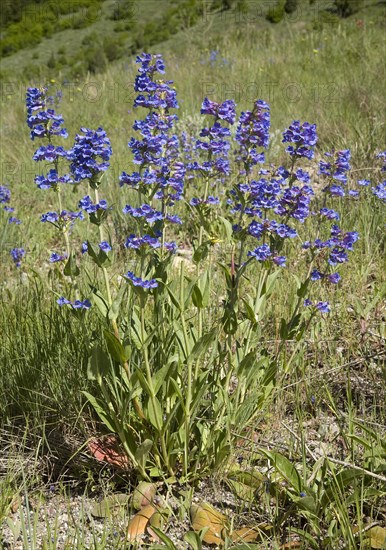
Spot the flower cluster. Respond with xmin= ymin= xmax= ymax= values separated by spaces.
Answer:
xmin=34 ymin=169 xmax=73 ymax=190
xmin=1 ymin=185 xmax=22 ymax=224
xmin=372 ymin=182 xmax=386 ymax=202
xmin=188 ymin=98 xmax=236 ymax=184
xmin=10 ymin=248 xmax=25 ymax=268
xmin=125 ymin=233 xmax=176 ymax=253
xmin=40 ymin=210 xmax=84 ymax=229
xmin=57 ymin=297 xmax=91 ymax=309
xmin=1 ymin=185 xmax=11 ymax=206
xmin=121 ymin=53 xmax=185 ymax=290
xmin=123 ymin=204 xmax=181 ymax=224
xmin=319 ymin=149 xmax=351 ymax=196
xmin=304 ymin=299 xmax=331 ymax=313
xmin=303 ymin=224 xmax=359 ymax=268
xmin=282 ymin=120 xmax=318 ymax=160
xmin=26 ymin=87 xmax=68 ymax=141
xmin=67 ymin=127 xmax=112 ymax=185
xmin=124 ymin=271 xmax=158 ymax=289
xmin=235 ymin=99 xmax=270 ymax=171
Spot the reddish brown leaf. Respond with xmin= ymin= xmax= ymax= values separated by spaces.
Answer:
xmin=88 ymin=435 xmax=130 ymax=469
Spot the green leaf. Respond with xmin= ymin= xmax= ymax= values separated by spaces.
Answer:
xmin=90 ymin=287 xmax=109 ymax=318
xmin=223 ymin=308 xmax=238 ymax=335
xmin=192 ymin=284 xmax=203 ymax=308
xmin=87 ymin=345 xmax=111 ymax=382
xmin=90 ymin=493 xmax=129 ymax=518
xmin=149 ymin=527 xmax=178 ymax=549
xmin=296 ymin=278 xmax=309 ymax=298
xmin=108 ymin=284 xmax=127 ymax=321
xmin=193 ymin=242 xmax=209 ymax=264
xmin=260 ymin=450 xmax=303 ymax=493
xmin=242 ymin=298 xmax=257 ymax=325
xmin=264 ymin=270 xmax=281 ymax=296
xmin=104 ymin=329 xmax=128 ymax=364
xmin=165 ymin=284 xmax=182 ymax=310
xmin=134 ymin=441 xmax=153 ymax=471
xmin=228 ymin=479 xmax=256 ymax=502
xmin=189 ymin=329 xmax=218 ymax=363
xmin=295 ymin=495 xmax=317 ymax=515
xmin=82 ymin=391 xmax=115 ymax=432
xmin=152 ymin=362 xmax=174 ymax=396
xmin=184 ymin=531 xmax=203 ymax=549
xmin=147 ymin=396 xmax=163 ymax=430
xmin=132 ymin=480 xmax=156 ymax=510
xmin=86 ymin=240 xmax=101 ymax=267
xmin=63 ymin=252 xmax=80 ymax=277
xmin=217 ymin=216 xmax=233 ymax=242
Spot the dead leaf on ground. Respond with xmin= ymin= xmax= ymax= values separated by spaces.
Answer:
xmin=232 ymin=523 xmax=273 ymax=542
xmin=127 ymin=503 xmax=157 ymax=542
xmin=88 ymin=435 xmax=130 ymax=469
xmin=191 ymin=502 xmax=229 ymax=545
xmin=280 ymin=541 xmax=303 ymax=549
xmin=366 ymin=526 xmax=386 ymax=549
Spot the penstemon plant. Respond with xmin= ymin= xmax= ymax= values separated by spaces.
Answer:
xmin=23 ymin=53 xmax=385 ymax=482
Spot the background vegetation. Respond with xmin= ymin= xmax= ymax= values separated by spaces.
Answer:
xmin=0 ymin=0 xmax=385 ymax=548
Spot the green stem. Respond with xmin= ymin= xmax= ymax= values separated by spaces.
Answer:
xmin=140 ymin=296 xmax=174 ymax=476
xmin=179 ymin=263 xmax=192 ymax=477
xmin=244 ymin=266 xmax=270 ymax=356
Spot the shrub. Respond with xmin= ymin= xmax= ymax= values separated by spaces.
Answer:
xmin=266 ymin=2 xmax=285 ymax=24
xmin=47 ymin=52 xmax=56 ymax=69
xmin=284 ymin=0 xmax=298 ymax=14
xmin=333 ymin=0 xmax=364 ymax=18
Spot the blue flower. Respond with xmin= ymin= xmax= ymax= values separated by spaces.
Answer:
xmin=357 ymin=179 xmax=370 ymax=186
xmin=201 ymin=98 xmax=237 ymax=124
xmin=311 ymin=269 xmax=323 ymax=281
xmin=295 ymin=169 xmax=311 ymax=183
xmin=372 ymin=182 xmax=386 ymax=202
xmin=33 ymin=144 xmax=67 ymax=162
xmin=41 ymin=211 xmax=59 ymax=223
xmin=328 ymin=273 xmax=341 ymax=284
xmin=124 ymin=271 xmax=158 ymax=289
xmin=8 ymin=217 xmax=21 ymax=224
xmin=57 ymin=297 xmax=91 ymax=309
xmin=247 ymin=244 xmax=272 ymax=261
xmin=316 ymin=301 xmax=330 ymax=313
xmin=41 ymin=210 xmax=84 ymax=224
xmin=273 ymin=255 xmax=286 ymax=267
xmin=49 ymin=252 xmax=66 ymax=262
xmin=0 ymin=185 xmax=11 ymax=204
xmin=73 ymin=299 xmax=92 ymax=309
xmin=235 ymin=99 xmax=270 ymax=170
xmin=282 ymin=120 xmax=318 ymax=159
xmin=81 ymin=241 xmax=88 ymax=254
xmin=35 ymin=170 xmax=73 ymax=189
xmin=10 ymin=248 xmax=25 ymax=268
xmin=123 ymin=203 xmax=163 ymax=223
xmin=26 ymin=87 xmax=68 ymax=141
xmin=320 ymin=208 xmax=340 ymax=220
xmin=68 ymin=127 xmax=112 ymax=183
xmin=79 ymin=195 xmax=108 ymax=214
xmin=99 ymin=241 xmax=112 ymax=253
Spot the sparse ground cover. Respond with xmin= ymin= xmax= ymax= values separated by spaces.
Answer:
xmin=0 ymin=1 xmax=385 ymax=548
